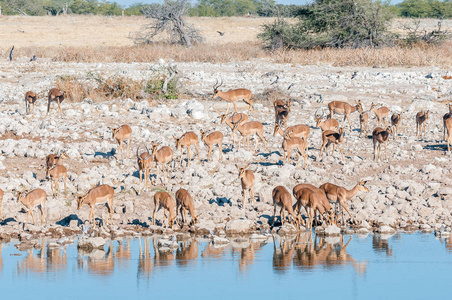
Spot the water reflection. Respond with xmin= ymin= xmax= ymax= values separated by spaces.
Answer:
xmin=176 ymin=239 xmax=198 ymax=267
xmin=79 ymin=240 xmax=114 ymax=276
xmin=274 ymin=234 xmax=368 ymax=274
xmin=17 ymin=240 xmax=68 ymax=275
xmin=372 ymin=235 xmax=393 ymax=256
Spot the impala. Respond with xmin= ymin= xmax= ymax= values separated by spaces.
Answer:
xmin=46 ymin=164 xmax=67 ymax=199
xmin=391 ymin=113 xmax=402 ymax=140
xmin=319 ymin=128 xmax=345 ymax=161
xmin=273 ymin=123 xmax=309 ymax=152
xmin=174 ymin=131 xmax=200 ymax=166
xmin=282 ymin=133 xmax=307 ymax=168
xmin=219 ymin=113 xmax=248 ymax=146
xmin=327 ymin=100 xmax=363 ymax=129
xmin=272 ymin=186 xmax=300 ymax=227
xmin=237 ymin=164 xmax=255 ymax=206
xmin=77 ymin=184 xmax=114 ymax=226
xmin=17 ymin=189 xmax=46 ymax=229
xmin=370 ymin=103 xmax=389 ymax=127
xmin=151 ymin=142 xmax=173 ymax=184
xmin=137 ymin=144 xmax=153 ymax=193
xmin=372 ymin=126 xmax=392 ymax=161
xmin=445 ymin=117 xmax=452 ymax=152
xmin=232 ymin=116 xmax=267 ymax=152
xmin=200 ymin=129 xmax=223 ymax=162
xmin=274 ymin=100 xmax=290 ymax=127
xmin=415 ymin=110 xmax=429 ymax=138
xmin=316 ymin=116 xmax=340 ymax=132
xmin=46 ymin=88 xmax=65 ymax=116
xmin=46 ymin=151 xmax=69 ymax=169
xmin=213 ymin=79 xmax=253 ymax=113
xmin=443 ymin=104 xmax=452 ymax=141
xmin=359 ymin=111 xmax=370 ymax=137
xmin=153 ymin=191 xmax=176 ymax=229
xmin=24 ymin=91 xmax=39 ymax=115
xmin=293 ymin=183 xmax=333 ymax=230
xmin=110 ymin=124 xmax=132 ymax=160
xmin=175 ymin=188 xmax=199 ymax=225
xmin=319 ymin=181 xmax=369 ymax=225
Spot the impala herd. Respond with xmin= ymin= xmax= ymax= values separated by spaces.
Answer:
xmin=3 ymin=85 xmax=451 ymax=232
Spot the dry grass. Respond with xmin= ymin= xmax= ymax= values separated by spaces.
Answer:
xmin=1 ymin=15 xmax=451 ymax=67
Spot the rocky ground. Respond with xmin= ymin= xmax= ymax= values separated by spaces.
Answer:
xmin=0 ymin=58 xmax=452 ymax=243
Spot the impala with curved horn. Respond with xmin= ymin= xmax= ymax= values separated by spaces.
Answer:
xmin=213 ymin=79 xmax=253 ymax=114
xmin=232 ymin=114 xmax=267 ymax=152
xmin=219 ymin=112 xmax=248 ymax=146
xmin=315 ymin=108 xmax=339 ymax=132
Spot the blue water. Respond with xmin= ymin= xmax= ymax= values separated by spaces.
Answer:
xmin=0 ymin=233 xmax=451 ymax=299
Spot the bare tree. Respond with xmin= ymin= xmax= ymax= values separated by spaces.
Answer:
xmin=130 ymin=0 xmax=203 ymax=47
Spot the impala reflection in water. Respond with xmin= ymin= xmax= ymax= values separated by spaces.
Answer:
xmin=5 ymin=233 xmax=452 ymax=299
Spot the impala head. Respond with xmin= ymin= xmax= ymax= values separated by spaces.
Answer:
xmin=174 ymin=136 xmax=182 ymax=149
xmin=273 ymin=123 xmax=283 ymax=136
xmin=219 ymin=114 xmax=228 ymax=124
xmin=213 ymin=79 xmax=223 ymax=98
xmin=150 ymin=141 xmax=161 ymax=155
xmin=16 ymin=191 xmax=25 ymax=203
xmin=59 ymin=151 xmax=69 ymax=159
xmin=110 ymin=127 xmax=121 ymax=139
xmin=338 ymin=127 xmax=344 ymax=135
xmin=355 ymin=100 xmax=364 ymax=112
xmin=369 ymin=102 xmax=377 ymax=111
xmin=200 ymin=129 xmax=207 ymax=141
xmin=358 ymin=180 xmax=370 ymax=192
xmin=385 ymin=126 xmax=393 ymax=135
xmin=77 ymin=193 xmax=88 ymax=210
xmin=192 ymin=213 xmax=200 ymax=225
xmin=425 ymin=110 xmax=429 ymax=119
xmin=237 ymin=164 xmax=250 ymax=178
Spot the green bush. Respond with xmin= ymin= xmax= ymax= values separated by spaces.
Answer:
xmin=259 ymin=0 xmax=394 ymax=50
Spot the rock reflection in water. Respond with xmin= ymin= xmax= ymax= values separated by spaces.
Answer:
xmin=78 ymin=240 xmax=114 ymax=276
xmin=372 ymin=235 xmax=393 ymax=256
xmin=17 ymin=240 xmax=68 ymax=275
xmin=273 ymin=234 xmax=368 ymax=274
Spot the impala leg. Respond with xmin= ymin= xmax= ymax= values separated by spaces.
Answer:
xmin=55 ymin=179 xmax=60 ymax=198
xmin=30 ymin=209 xmax=37 ymax=226
xmin=280 ymin=207 xmax=285 ymax=225
xmin=41 ymin=203 xmax=46 ymax=226
xmin=90 ymin=206 xmax=95 ymax=225
xmin=319 ymin=141 xmax=326 ymax=160
xmin=139 ymin=170 xmax=143 ymax=193
xmin=219 ymin=143 xmax=223 ymax=161
xmin=340 ymin=200 xmax=353 ymax=224
xmin=272 ymin=205 xmax=277 ymax=226
xmin=180 ymin=148 xmax=183 ymax=167
xmin=64 ymin=175 xmax=67 ymax=198
xmin=187 ymin=146 xmax=191 ymax=166
xmin=346 ymin=114 xmax=352 ymax=129
xmin=58 ymin=100 xmax=62 ymax=116
xmin=233 ymin=101 xmax=238 ymax=113
xmin=385 ymin=142 xmax=388 ymax=161
xmin=182 ymin=207 xmax=187 ymax=226
xmin=226 ymin=103 xmax=230 ymax=115
xmin=25 ymin=210 xmax=31 ymax=228
xmin=46 ymin=100 xmax=51 ymax=117
xmin=250 ymin=186 xmax=255 ymax=206
xmin=254 ymin=134 xmax=258 ymax=152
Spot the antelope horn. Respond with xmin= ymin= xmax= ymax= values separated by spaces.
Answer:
xmin=145 ymin=144 xmax=151 ymax=160
xmin=315 ymin=108 xmax=324 ymax=118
